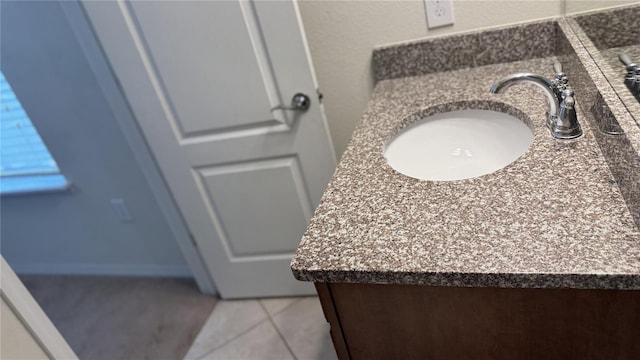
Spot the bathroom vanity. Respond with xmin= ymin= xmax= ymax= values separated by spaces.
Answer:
xmin=291 ymin=9 xmax=640 ymax=360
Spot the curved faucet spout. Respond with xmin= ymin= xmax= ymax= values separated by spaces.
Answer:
xmin=490 ymin=69 xmax=582 ymax=140
xmin=489 ymin=73 xmax=559 ymax=118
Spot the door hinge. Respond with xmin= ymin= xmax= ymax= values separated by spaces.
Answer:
xmin=189 ymin=233 xmax=198 ymax=248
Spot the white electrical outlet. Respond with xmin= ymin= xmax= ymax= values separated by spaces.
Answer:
xmin=111 ymin=198 xmax=134 ymax=222
xmin=425 ymin=0 xmax=454 ymax=29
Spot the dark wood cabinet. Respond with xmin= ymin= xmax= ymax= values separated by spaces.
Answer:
xmin=315 ymin=283 xmax=640 ymax=360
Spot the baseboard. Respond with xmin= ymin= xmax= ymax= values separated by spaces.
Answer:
xmin=10 ymin=263 xmax=193 ymax=278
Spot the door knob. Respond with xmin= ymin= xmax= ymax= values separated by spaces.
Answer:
xmin=271 ymin=93 xmax=311 ymax=112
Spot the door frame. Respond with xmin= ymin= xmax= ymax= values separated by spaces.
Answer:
xmin=60 ymin=1 xmax=216 ymax=295
xmin=1 ymin=256 xmax=78 ymax=359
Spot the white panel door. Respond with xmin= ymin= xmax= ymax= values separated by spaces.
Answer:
xmin=83 ymin=0 xmax=336 ymax=299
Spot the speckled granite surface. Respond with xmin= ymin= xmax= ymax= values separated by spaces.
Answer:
xmin=573 ymin=4 xmax=639 ymax=50
xmin=372 ymin=20 xmax=556 ymax=82
xmin=292 ymin=21 xmax=640 ymax=290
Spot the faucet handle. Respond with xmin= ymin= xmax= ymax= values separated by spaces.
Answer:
xmin=552 ymin=61 xmax=568 ymax=90
xmin=553 ymin=61 xmax=563 ymax=74
xmin=619 ymin=52 xmax=638 ymax=72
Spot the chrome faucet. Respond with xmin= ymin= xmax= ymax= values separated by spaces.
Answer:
xmin=490 ymin=62 xmax=582 ymax=140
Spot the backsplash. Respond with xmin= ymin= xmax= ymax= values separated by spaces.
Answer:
xmin=372 ymin=20 xmax=556 ymax=82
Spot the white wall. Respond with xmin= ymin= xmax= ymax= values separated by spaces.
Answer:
xmin=299 ymin=0 xmax=564 ymax=157
xmin=0 ymin=1 xmax=189 ymax=276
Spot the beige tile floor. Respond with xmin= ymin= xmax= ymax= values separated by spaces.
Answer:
xmin=184 ymin=296 xmax=337 ymax=360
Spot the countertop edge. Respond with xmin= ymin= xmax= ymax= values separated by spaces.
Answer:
xmin=292 ymin=268 xmax=640 ymax=290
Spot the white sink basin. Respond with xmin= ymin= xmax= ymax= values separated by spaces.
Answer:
xmin=384 ymin=109 xmax=533 ymax=181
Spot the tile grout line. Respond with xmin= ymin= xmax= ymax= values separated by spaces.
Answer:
xmin=193 ymin=318 xmax=270 ymax=360
xmin=189 ymin=298 xmax=311 ymax=360
xmin=192 ymin=301 xmax=271 ymax=360
xmin=262 ymin=297 xmax=304 ymax=317
xmin=259 ymin=300 xmax=298 ymax=360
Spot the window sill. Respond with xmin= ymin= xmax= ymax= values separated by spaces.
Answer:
xmin=0 ymin=175 xmax=72 ymax=196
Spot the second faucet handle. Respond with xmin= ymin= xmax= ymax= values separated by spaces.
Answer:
xmin=619 ymin=52 xmax=638 ymax=72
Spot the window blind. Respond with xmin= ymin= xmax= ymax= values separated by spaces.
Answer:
xmin=0 ymin=71 xmax=67 ymax=194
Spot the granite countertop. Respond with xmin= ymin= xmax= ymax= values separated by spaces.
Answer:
xmin=291 ymin=55 xmax=640 ymax=290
